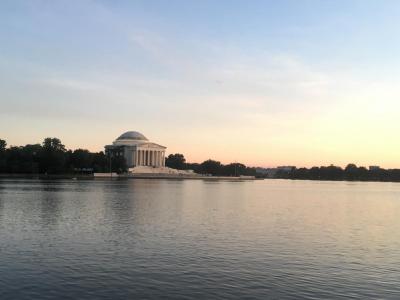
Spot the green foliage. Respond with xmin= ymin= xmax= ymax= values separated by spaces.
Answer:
xmin=196 ymin=160 xmax=256 ymax=176
xmin=222 ymin=163 xmax=256 ymax=176
xmin=2 ymin=144 xmax=41 ymax=173
xmin=0 ymin=139 xmax=6 ymax=152
xmin=105 ymin=147 xmax=128 ymax=174
xmin=165 ymin=153 xmax=186 ymax=170
xmin=280 ymin=164 xmax=400 ymax=182
xmin=39 ymin=138 xmax=67 ymax=174
xmin=92 ymin=152 xmax=108 ymax=173
xmin=200 ymin=159 xmax=222 ymax=175
xmin=166 ymin=153 xmax=256 ymax=176
xmin=42 ymin=137 xmax=66 ymax=152
xmin=69 ymin=149 xmax=93 ymax=169
xmin=110 ymin=154 xmax=128 ymax=174
xmin=0 ymin=139 xmax=6 ymax=172
xmin=0 ymin=137 xmax=117 ymax=174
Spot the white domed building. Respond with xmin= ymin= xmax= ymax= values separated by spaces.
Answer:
xmin=105 ymin=131 xmax=166 ymax=168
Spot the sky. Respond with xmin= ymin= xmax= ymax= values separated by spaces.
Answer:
xmin=1 ymin=0 xmax=400 ymax=168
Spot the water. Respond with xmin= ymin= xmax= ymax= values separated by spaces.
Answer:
xmin=1 ymin=178 xmax=400 ymax=299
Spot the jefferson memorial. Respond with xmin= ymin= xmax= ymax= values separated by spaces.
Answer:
xmin=105 ymin=131 xmax=166 ymax=168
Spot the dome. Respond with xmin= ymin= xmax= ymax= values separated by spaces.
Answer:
xmin=117 ymin=131 xmax=148 ymax=141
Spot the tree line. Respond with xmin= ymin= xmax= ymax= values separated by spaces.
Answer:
xmin=3 ymin=138 xmax=398 ymax=181
xmin=165 ymin=153 xmax=257 ymax=176
xmin=275 ymin=164 xmax=400 ymax=182
xmin=0 ymin=138 xmax=256 ymax=176
xmin=0 ymin=138 xmax=126 ymax=174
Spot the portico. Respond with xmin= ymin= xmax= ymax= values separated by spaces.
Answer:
xmin=135 ymin=148 xmax=165 ymax=167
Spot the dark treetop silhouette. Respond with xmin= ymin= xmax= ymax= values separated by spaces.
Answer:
xmin=0 ymin=138 xmax=126 ymax=174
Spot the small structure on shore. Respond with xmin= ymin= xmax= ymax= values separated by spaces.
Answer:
xmin=105 ymin=131 xmax=166 ymax=169
xmin=104 ymin=131 xmax=196 ymax=176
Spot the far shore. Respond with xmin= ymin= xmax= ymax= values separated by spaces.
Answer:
xmin=0 ymin=173 xmax=258 ymax=181
xmin=2 ymin=173 xmax=400 ymax=183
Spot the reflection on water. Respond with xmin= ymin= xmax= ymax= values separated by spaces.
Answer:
xmin=1 ymin=179 xmax=400 ymax=299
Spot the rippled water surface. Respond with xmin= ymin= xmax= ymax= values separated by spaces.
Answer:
xmin=1 ymin=179 xmax=400 ymax=299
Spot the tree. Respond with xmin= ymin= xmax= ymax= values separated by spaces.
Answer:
xmin=42 ymin=137 xmax=66 ymax=152
xmin=69 ymin=149 xmax=93 ymax=169
xmin=200 ymin=159 xmax=223 ymax=175
xmin=5 ymin=146 xmax=22 ymax=173
xmin=39 ymin=138 xmax=67 ymax=174
xmin=165 ymin=153 xmax=186 ymax=170
xmin=223 ymin=163 xmax=247 ymax=176
xmin=112 ymin=155 xmax=127 ymax=173
xmin=20 ymin=144 xmax=42 ymax=173
xmin=0 ymin=139 xmax=6 ymax=152
xmin=92 ymin=151 xmax=108 ymax=172
xmin=0 ymin=139 xmax=6 ymax=172
xmin=186 ymin=162 xmax=201 ymax=173
xmin=319 ymin=165 xmax=343 ymax=180
xmin=344 ymin=163 xmax=358 ymax=181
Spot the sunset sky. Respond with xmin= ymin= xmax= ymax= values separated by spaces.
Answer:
xmin=1 ymin=0 xmax=400 ymax=168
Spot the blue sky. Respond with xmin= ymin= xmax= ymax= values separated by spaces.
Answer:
xmin=1 ymin=0 xmax=400 ymax=167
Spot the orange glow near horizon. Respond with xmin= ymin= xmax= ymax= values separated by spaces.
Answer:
xmin=3 ymin=108 xmax=400 ymax=169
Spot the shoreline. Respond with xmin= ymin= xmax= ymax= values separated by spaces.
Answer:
xmin=0 ymin=173 xmax=258 ymax=181
xmin=1 ymin=173 xmax=400 ymax=183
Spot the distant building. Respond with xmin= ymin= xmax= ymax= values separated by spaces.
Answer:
xmin=105 ymin=131 xmax=166 ymax=168
xmin=277 ymin=166 xmax=295 ymax=172
xmin=369 ymin=166 xmax=381 ymax=171
xmin=255 ymin=167 xmax=269 ymax=175
xmin=255 ymin=167 xmax=278 ymax=178
xmin=255 ymin=166 xmax=295 ymax=178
